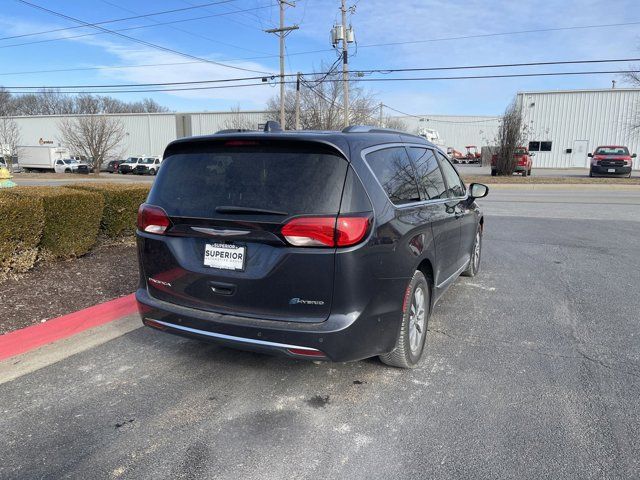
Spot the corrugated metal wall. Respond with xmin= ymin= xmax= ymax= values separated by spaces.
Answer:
xmin=391 ymin=115 xmax=501 ymax=153
xmin=190 ymin=111 xmax=274 ymax=136
xmin=517 ymin=89 xmax=640 ymax=169
xmin=11 ymin=113 xmax=176 ymax=157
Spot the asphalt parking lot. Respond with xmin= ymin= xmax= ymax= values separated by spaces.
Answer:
xmin=1 ymin=187 xmax=639 ymax=479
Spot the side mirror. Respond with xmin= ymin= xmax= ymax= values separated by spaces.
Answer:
xmin=632 ymin=153 xmax=637 ymax=158
xmin=588 ymin=153 xmax=593 ymax=158
xmin=469 ymin=183 xmax=489 ymax=199
xmin=530 ymin=152 xmax=535 ymax=157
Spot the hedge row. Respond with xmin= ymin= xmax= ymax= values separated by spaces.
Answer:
xmin=0 ymin=194 xmax=44 ymax=273
xmin=0 ymin=183 xmax=150 ymax=274
xmin=67 ymin=183 xmax=150 ymax=237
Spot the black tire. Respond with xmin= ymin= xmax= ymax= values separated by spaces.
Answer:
xmin=462 ymin=225 xmax=482 ymax=277
xmin=491 ymin=169 xmax=497 ymax=177
xmin=379 ymin=271 xmax=430 ymax=369
xmin=589 ymin=170 xmax=594 ymax=178
xmin=522 ymin=170 xmax=527 ymax=177
xmin=149 ymin=169 xmax=156 ymax=176
xmin=65 ymin=168 xmax=71 ymax=173
xmin=528 ymin=169 xmax=532 ymax=176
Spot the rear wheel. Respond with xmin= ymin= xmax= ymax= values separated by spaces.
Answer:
xmin=491 ymin=169 xmax=497 ymax=177
xmin=379 ymin=271 xmax=430 ymax=369
xmin=522 ymin=170 xmax=528 ymax=177
xmin=528 ymin=168 xmax=532 ymax=176
xmin=462 ymin=226 xmax=482 ymax=277
xmin=149 ymin=168 xmax=156 ymax=176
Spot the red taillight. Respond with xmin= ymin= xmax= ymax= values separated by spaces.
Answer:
xmin=335 ymin=217 xmax=369 ymax=246
xmin=280 ymin=216 xmax=369 ymax=247
xmin=137 ymin=203 xmax=170 ymax=234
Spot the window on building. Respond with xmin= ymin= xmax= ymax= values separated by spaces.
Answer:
xmin=408 ymin=147 xmax=447 ymax=200
xmin=366 ymin=147 xmax=421 ymax=205
xmin=529 ymin=141 xmax=552 ymax=152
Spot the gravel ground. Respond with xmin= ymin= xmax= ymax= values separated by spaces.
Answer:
xmin=0 ymin=239 xmax=138 ymax=334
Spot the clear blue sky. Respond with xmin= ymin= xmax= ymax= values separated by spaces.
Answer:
xmin=0 ymin=0 xmax=638 ymax=115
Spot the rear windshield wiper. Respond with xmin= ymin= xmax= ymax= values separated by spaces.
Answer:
xmin=215 ymin=205 xmax=288 ymax=215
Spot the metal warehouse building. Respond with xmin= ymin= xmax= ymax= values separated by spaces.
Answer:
xmin=4 ymin=88 xmax=639 ymax=169
xmin=515 ymin=88 xmax=640 ymax=169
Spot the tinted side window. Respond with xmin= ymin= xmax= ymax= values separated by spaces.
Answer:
xmin=437 ymin=152 xmax=466 ymax=198
xmin=408 ymin=147 xmax=447 ymax=200
xmin=366 ymin=147 xmax=420 ymax=205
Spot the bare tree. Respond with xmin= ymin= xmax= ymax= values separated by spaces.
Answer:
xmin=267 ymin=64 xmax=378 ymax=130
xmin=623 ymin=67 xmax=640 ymax=133
xmin=221 ymin=104 xmax=257 ymax=131
xmin=5 ymin=88 xmax=171 ymax=115
xmin=0 ymin=88 xmax=15 ymax=117
xmin=0 ymin=117 xmax=22 ymax=166
xmin=494 ymin=98 xmax=526 ymax=175
xmin=383 ymin=116 xmax=408 ymax=131
xmin=58 ymin=116 xmax=125 ymax=173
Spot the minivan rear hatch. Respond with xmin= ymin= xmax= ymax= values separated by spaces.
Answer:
xmin=140 ymin=138 xmax=358 ymax=323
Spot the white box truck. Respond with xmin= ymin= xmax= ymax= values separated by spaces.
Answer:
xmin=18 ymin=146 xmax=71 ymax=172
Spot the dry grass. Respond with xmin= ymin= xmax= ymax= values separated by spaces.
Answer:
xmin=462 ymin=175 xmax=640 ymax=185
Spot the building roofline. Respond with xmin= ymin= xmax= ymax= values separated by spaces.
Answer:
xmin=517 ymin=88 xmax=640 ymax=95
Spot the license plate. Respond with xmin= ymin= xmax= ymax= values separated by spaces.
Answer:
xmin=608 ymin=168 xmax=616 ymax=173
xmin=204 ymin=243 xmax=245 ymax=271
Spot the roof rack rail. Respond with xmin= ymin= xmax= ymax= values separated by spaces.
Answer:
xmin=341 ymin=125 xmax=423 ymax=139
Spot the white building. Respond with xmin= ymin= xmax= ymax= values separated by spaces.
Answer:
xmin=515 ymin=88 xmax=640 ymax=169
xmin=3 ymin=88 xmax=639 ymax=169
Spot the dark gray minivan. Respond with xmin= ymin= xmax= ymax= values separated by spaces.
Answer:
xmin=136 ymin=124 xmax=488 ymax=368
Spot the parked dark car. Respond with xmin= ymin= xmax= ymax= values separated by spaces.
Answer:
xmin=106 ymin=160 xmax=123 ymax=173
xmin=133 ymin=157 xmax=161 ymax=175
xmin=136 ymin=123 xmax=488 ymax=368
xmin=75 ymin=163 xmax=90 ymax=174
xmin=589 ymin=146 xmax=635 ymax=177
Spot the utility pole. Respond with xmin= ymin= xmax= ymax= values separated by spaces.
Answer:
xmin=265 ymin=1 xmax=298 ymax=129
xmin=379 ymin=102 xmax=384 ymax=127
xmin=295 ymin=72 xmax=301 ymax=130
xmin=340 ymin=0 xmax=349 ymax=128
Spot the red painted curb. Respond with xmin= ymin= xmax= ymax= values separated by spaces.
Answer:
xmin=0 ymin=294 xmax=138 ymax=361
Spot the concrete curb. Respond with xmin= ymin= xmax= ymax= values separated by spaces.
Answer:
xmin=0 ymin=294 xmax=137 ymax=362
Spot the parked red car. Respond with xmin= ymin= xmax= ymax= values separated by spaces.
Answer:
xmin=588 ymin=146 xmax=635 ymax=178
xmin=491 ymin=147 xmax=533 ymax=176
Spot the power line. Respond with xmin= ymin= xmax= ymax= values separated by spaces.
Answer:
xmin=1 ymin=0 xmax=242 ymax=40
xmin=4 ymin=69 xmax=639 ymax=94
xmin=98 ymin=0 xmax=272 ymax=56
xmin=15 ymin=0 xmax=274 ymax=75
xmin=383 ymin=105 xmax=499 ymax=124
xmin=4 ymin=58 xmax=640 ymax=89
xmin=356 ymin=21 xmax=640 ymax=49
xmin=1 ymin=4 xmax=276 ymax=55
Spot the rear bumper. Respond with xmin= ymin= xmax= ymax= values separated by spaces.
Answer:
xmin=591 ymin=165 xmax=631 ymax=175
xmin=136 ymin=288 xmax=402 ymax=362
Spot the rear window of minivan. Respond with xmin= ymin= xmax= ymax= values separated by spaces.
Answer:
xmin=149 ymin=143 xmax=348 ymax=217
